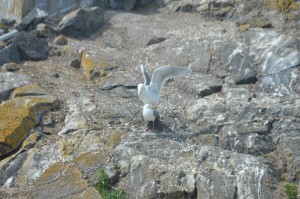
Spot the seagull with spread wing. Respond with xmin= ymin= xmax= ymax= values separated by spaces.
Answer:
xmin=138 ymin=65 xmax=190 ymax=130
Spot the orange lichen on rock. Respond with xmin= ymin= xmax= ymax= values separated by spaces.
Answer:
xmin=0 ymin=96 xmax=59 ymax=157
xmin=81 ymin=51 xmax=96 ymax=80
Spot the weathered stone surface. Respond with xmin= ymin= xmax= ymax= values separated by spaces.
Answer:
xmin=13 ymin=32 xmax=49 ymax=61
xmin=16 ymin=8 xmax=48 ymax=31
xmin=53 ymin=35 xmax=68 ymax=46
xmin=214 ymin=40 xmax=257 ymax=84
xmin=1 ymin=4 xmax=300 ymax=199
xmin=0 ymin=96 xmax=59 ymax=157
xmin=0 ymin=44 xmax=21 ymax=66
xmin=0 ymin=72 xmax=28 ymax=102
xmin=176 ymin=73 xmax=223 ymax=97
xmin=2 ymin=63 xmax=20 ymax=72
xmin=256 ymin=68 xmax=300 ymax=96
xmin=59 ymin=7 xmax=104 ymax=37
xmin=36 ymin=23 xmax=58 ymax=38
xmin=112 ymin=86 xmax=134 ymax=98
xmin=27 ymin=163 xmax=102 ymax=198
xmin=12 ymin=84 xmax=46 ymax=98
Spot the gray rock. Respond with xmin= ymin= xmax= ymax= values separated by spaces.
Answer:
xmin=175 ymin=73 xmax=223 ymax=97
xmin=16 ymin=8 xmax=48 ymax=31
xmin=214 ymin=40 xmax=257 ymax=84
xmin=112 ymin=86 xmax=133 ymax=98
xmin=36 ymin=23 xmax=58 ymax=38
xmin=0 ymin=44 xmax=20 ymax=66
xmin=219 ymin=123 xmax=273 ymax=155
xmin=59 ymin=7 xmax=104 ymax=37
xmin=0 ymin=72 xmax=28 ymax=102
xmin=188 ymin=49 xmax=211 ymax=73
xmin=0 ymin=29 xmax=5 ymax=36
xmin=13 ymin=32 xmax=49 ymax=61
xmin=256 ymin=68 xmax=300 ymax=96
xmin=0 ymin=152 xmax=27 ymax=186
xmin=2 ymin=63 xmax=20 ymax=72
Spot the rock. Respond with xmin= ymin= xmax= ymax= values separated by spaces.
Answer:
xmin=188 ymin=49 xmax=211 ymax=73
xmin=0 ymin=72 xmax=28 ymax=102
xmin=244 ymin=30 xmax=300 ymax=96
xmin=112 ymin=86 xmax=133 ymax=98
xmin=16 ymin=8 xmax=48 ymax=31
xmin=109 ymin=0 xmax=137 ymax=10
xmin=0 ymin=96 xmax=59 ymax=157
xmin=256 ymin=68 xmax=300 ymax=96
xmin=2 ymin=63 xmax=20 ymax=72
xmin=214 ymin=40 xmax=257 ymax=84
xmin=13 ymin=32 xmax=49 ymax=61
xmin=272 ymin=121 xmax=300 ymax=180
xmin=0 ymin=41 xmax=5 ymax=50
xmin=36 ymin=23 xmax=58 ymax=38
xmin=53 ymin=35 xmax=68 ymax=46
xmin=80 ymin=0 xmax=108 ymax=9
xmin=70 ymin=58 xmax=81 ymax=68
xmin=12 ymin=84 xmax=46 ymax=98
xmin=0 ymin=29 xmax=5 ymax=36
xmin=0 ymin=152 xmax=27 ymax=186
xmin=1 ymin=18 xmax=16 ymax=27
xmin=80 ymin=50 xmax=118 ymax=81
xmin=176 ymin=73 xmax=223 ymax=97
xmin=28 ymin=163 xmax=101 ymax=198
xmin=0 ymin=44 xmax=21 ymax=66
xmin=59 ymin=7 xmax=104 ymax=37
xmin=219 ymin=123 xmax=273 ymax=155
xmin=146 ymin=37 xmax=166 ymax=47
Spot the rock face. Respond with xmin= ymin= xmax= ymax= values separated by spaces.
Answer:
xmin=59 ymin=7 xmax=104 ymax=37
xmin=0 ymin=94 xmax=59 ymax=157
xmin=13 ymin=32 xmax=49 ymax=61
xmin=0 ymin=72 xmax=28 ymax=102
xmin=0 ymin=44 xmax=21 ymax=66
xmin=0 ymin=1 xmax=300 ymax=199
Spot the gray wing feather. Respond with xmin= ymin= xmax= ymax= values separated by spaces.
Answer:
xmin=141 ymin=65 xmax=151 ymax=85
xmin=149 ymin=66 xmax=190 ymax=94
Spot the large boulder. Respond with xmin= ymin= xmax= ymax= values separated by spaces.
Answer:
xmin=0 ymin=93 xmax=59 ymax=157
xmin=0 ymin=44 xmax=20 ymax=66
xmin=59 ymin=7 xmax=104 ymax=37
xmin=16 ymin=8 xmax=48 ymax=31
xmin=0 ymin=72 xmax=28 ymax=102
xmin=13 ymin=32 xmax=49 ymax=61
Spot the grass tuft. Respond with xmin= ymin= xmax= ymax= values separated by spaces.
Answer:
xmin=284 ymin=183 xmax=298 ymax=199
xmin=95 ymin=169 xmax=128 ymax=199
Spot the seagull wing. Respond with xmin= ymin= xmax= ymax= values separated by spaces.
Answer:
xmin=141 ymin=65 xmax=151 ymax=85
xmin=149 ymin=66 xmax=190 ymax=94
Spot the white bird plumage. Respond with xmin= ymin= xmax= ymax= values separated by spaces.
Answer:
xmin=138 ymin=65 xmax=191 ymax=105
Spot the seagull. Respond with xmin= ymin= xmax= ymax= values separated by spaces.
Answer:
xmin=138 ymin=65 xmax=191 ymax=105
xmin=143 ymin=104 xmax=160 ymax=130
xmin=138 ymin=65 xmax=191 ymax=131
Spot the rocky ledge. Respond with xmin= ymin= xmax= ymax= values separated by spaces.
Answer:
xmin=0 ymin=0 xmax=299 ymax=199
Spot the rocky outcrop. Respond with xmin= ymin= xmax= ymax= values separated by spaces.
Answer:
xmin=0 ymin=1 xmax=299 ymax=199
xmin=0 ymin=84 xmax=59 ymax=157
xmin=0 ymin=72 xmax=28 ymax=102
xmin=59 ymin=7 xmax=104 ymax=37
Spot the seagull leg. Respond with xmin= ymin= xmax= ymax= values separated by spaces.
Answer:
xmin=152 ymin=120 xmax=155 ymax=131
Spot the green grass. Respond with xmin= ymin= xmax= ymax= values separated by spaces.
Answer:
xmin=95 ymin=169 xmax=128 ymax=199
xmin=278 ymin=176 xmax=286 ymax=182
xmin=284 ymin=183 xmax=298 ymax=199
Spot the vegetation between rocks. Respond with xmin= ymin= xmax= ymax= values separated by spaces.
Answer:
xmin=96 ymin=169 xmax=128 ymax=199
xmin=284 ymin=183 xmax=298 ymax=199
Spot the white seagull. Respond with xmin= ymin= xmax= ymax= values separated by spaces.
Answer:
xmin=138 ymin=65 xmax=191 ymax=105
xmin=143 ymin=104 xmax=160 ymax=130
